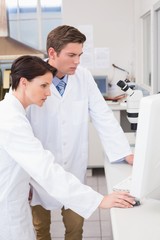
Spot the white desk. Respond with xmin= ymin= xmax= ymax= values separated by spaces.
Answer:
xmin=104 ymin=159 xmax=160 ymax=240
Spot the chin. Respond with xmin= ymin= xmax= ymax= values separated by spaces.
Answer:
xmin=37 ymin=102 xmax=43 ymax=107
xmin=68 ymin=70 xmax=76 ymax=75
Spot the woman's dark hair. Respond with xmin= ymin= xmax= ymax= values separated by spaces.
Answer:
xmin=11 ymin=55 xmax=57 ymax=90
xmin=47 ymin=25 xmax=86 ymax=55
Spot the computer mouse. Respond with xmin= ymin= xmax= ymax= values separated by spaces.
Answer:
xmin=133 ymin=199 xmax=141 ymax=207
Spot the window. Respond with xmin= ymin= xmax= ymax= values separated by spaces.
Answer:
xmin=6 ymin=0 xmax=62 ymax=52
xmin=151 ymin=1 xmax=160 ymax=93
xmin=157 ymin=10 xmax=160 ymax=92
xmin=142 ymin=12 xmax=151 ymax=87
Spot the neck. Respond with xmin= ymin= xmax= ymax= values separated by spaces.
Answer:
xmin=59 ymin=75 xmax=65 ymax=80
xmin=12 ymin=90 xmax=28 ymax=109
xmin=48 ymin=59 xmax=65 ymax=79
xmin=55 ymin=71 xmax=65 ymax=79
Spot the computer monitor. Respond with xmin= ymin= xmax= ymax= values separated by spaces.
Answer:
xmin=94 ymin=75 xmax=108 ymax=97
xmin=130 ymin=94 xmax=160 ymax=200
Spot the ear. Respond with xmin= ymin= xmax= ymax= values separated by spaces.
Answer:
xmin=48 ymin=47 xmax=57 ymax=59
xmin=20 ymin=77 xmax=28 ymax=88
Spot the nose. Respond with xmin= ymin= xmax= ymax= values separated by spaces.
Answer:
xmin=46 ymin=87 xmax=51 ymax=96
xmin=74 ymin=56 xmax=80 ymax=64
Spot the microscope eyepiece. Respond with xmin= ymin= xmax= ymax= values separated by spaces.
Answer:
xmin=117 ymin=80 xmax=129 ymax=92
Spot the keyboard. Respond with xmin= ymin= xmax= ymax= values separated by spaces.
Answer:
xmin=113 ymin=175 xmax=132 ymax=192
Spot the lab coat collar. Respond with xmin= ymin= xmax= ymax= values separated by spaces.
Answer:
xmin=4 ymin=93 xmax=26 ymax=116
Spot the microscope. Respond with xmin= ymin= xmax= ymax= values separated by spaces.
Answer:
xmin=117 ymin=80 xmax=143 ymax=131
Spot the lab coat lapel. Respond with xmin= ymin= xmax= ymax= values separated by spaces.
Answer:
xmin=50 ymin=83 xmax=61 ymax=98
xmin=62 ymin=76 xmax=72 ymax=98
xmin=50 ymin=76 xmax=73 ymax=99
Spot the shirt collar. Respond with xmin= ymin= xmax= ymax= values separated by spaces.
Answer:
xmin=52 ymin=75 xmax=68 ymax=87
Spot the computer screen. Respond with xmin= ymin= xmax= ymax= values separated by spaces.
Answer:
xmin=130 ymin=94 xmax=160 ymax=200
xmin=94 ymin=75 xmax=108 ymax=97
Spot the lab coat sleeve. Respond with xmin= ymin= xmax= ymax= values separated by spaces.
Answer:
xmin=87 ymin=72 xmax=132 ymax=162
xmin=2 ymin=116 xmax=103 ymax=219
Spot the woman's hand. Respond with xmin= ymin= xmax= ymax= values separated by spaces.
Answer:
xmin=99 ymin=191 xmax=136 ymax=209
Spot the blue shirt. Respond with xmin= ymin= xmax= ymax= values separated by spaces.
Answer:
xmin=52 ymin=75 xmax=68 ymax=88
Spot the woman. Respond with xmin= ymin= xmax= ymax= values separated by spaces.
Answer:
xmin=0 ymin=55 xmax=135 ymax=240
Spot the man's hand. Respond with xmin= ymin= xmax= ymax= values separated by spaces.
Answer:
xmin=124 ymin=154 xmax=134 ymax=165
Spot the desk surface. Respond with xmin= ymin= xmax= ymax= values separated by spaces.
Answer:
xmin=104 ymin=159 xmax=160 ymax=240
xmin=106 ymin=100 xmax=127 ymax=110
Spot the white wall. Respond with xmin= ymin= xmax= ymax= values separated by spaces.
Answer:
xmin=138 ymin=0 xmax=158 ymax=15
xmin=62 ymin=0 xmax=135 ymax=86
xmin=62 ymin=0 xmax=160 ymax=93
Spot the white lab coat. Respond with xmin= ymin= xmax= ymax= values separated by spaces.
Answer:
xmin=27 ymin=65 xmax=132 ymax=209
xmin=0 ymin=93 xmax=103 ymax=240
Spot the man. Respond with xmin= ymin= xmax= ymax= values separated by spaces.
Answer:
xmin=27 ymin=25 xmax=134 ymax=240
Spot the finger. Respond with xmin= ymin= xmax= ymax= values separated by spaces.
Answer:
xmin=119 ymin=195 xmax=136 ymax=205
xmin=114 ymin=193 xmax=136 ymax=206
xmin=115 ymin=191 xmax=135 ymax=200
xmin=114 ymin=198 xmax=134 ymax=208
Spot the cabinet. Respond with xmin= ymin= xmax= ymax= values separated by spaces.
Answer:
xmin=88 ymin=120 xmax=105 ymax=168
